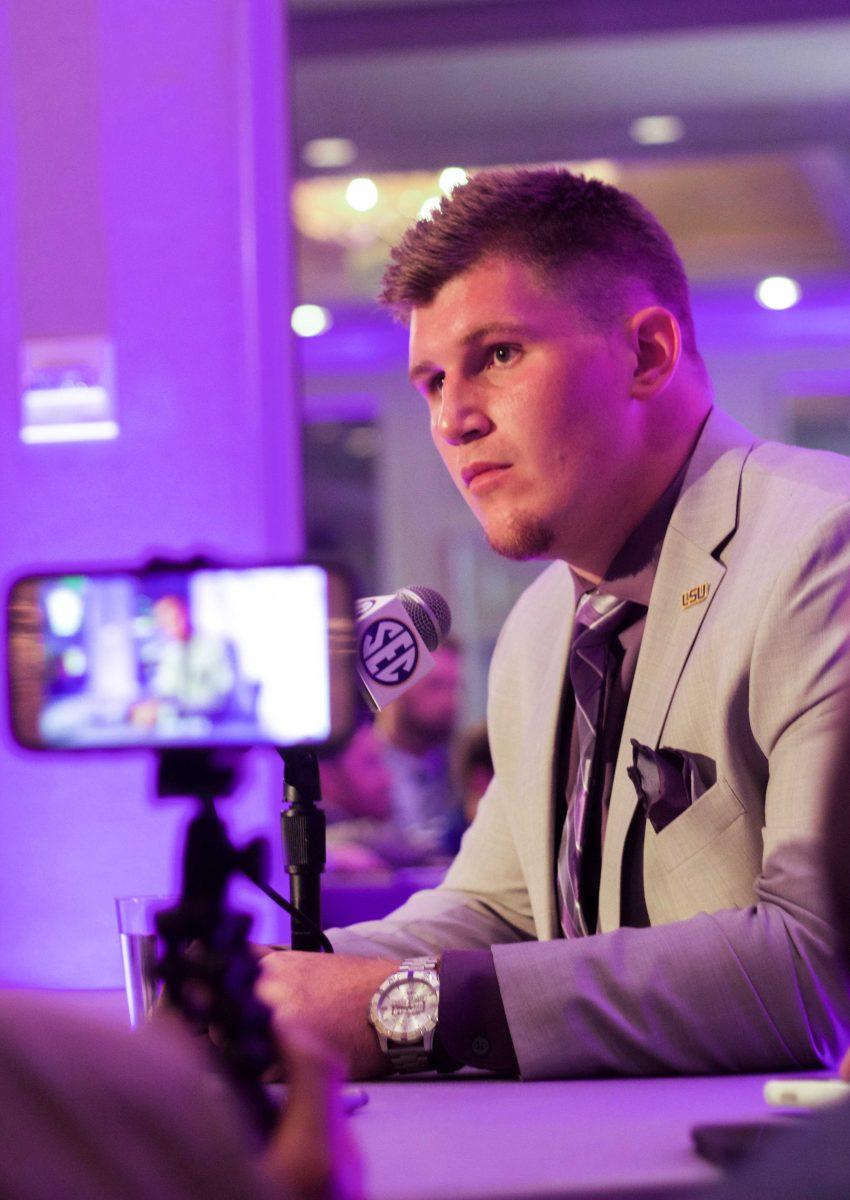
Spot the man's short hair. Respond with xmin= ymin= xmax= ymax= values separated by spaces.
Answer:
xmin=380 ymin=166 xmax=700 ymax=359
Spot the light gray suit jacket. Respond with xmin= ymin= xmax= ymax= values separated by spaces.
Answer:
xmin=329 ymin=408 xmax=850 ymax=1078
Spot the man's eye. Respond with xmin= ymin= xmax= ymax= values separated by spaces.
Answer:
xmin=489 ymin=344 xmax=519 ymax=367
xmin=428 ymin=373 xmax=445 ymax=395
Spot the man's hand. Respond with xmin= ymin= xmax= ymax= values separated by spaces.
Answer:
xmin=256 ymin=951 xmax=397 ymax=1080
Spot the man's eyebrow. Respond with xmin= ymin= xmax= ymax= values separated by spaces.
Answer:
xmin=408 ymin=360 xmax=437 ymax=385
xmin=408 ymin=322 xmax=531 ymax=383
xmin=462 ymin=321 xmax=530 ymax=344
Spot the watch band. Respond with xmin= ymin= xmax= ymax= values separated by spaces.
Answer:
xmin=388 ymin=1044 xmax=435 ymax=1072
xmin=400 ymin=956 xmax=438 ymax=971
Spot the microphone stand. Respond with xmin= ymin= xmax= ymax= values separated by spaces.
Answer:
xmin=278 ymin=747 xmax=326 ymax=952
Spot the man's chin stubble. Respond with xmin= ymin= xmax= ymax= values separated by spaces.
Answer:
xmin=485 ymin=514 xmax=555 ymax=561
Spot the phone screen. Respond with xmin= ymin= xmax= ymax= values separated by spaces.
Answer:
xmin=7 ymin=562 xmax=356 ymax=751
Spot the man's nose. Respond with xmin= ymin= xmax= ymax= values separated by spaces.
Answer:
xmin=434 ymin=379 xmax=490 ymax=446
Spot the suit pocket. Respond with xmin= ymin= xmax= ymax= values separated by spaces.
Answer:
xmin=649 ymin=777 xmax=745 ymax=872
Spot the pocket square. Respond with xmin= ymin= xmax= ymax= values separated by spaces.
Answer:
xmin=627 ymin=739 xmax=704 ymax=834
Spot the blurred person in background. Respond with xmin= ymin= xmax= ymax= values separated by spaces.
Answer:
xmin=320 ymin=718 xmax=426 ymax=871
xmin=374 ymin=638 xmax=466 ymax=860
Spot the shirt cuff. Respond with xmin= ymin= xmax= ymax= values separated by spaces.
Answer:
xmin=434 ymin=949 xmax=519 ymax=1074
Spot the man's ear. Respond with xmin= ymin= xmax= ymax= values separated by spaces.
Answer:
xmin=627 ymin=306 xmax=682 ymax=400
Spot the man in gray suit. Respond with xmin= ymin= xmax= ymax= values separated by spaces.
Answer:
xmin=258 ymin=168 xmax=850 ymax=1081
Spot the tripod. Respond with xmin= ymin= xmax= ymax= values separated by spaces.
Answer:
xmin=152 ymin=746 xmax=332 ymax=1140
xmin=154 ymin=749 xmax=280 ymax=1138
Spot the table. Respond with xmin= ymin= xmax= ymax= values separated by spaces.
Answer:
xmin=6 ymin=988 xmax=821 ymax=1200
xmin=352 ymin=1070 xmax=797 ymax=1200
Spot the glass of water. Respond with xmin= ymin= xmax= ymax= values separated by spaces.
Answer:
xmin=115 ymin=895 xmax=168 ymax=1028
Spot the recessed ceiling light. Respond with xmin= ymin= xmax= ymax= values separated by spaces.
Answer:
xmin=438 ymin=167 xmax=468 ymax=195
xmin=345 ymin=177 xmax=379 ymax=212
xmin=291 ymin=304 xmax=332 ymax=338
xmin=755 ymin=276 xmax=802 ymax=311
xmin=629 ymin=115 xmax=685 ymax=146
xmin=418 ymin=196 xmax=443 ymax=222
xmin=302 ymin=137 xmax=358 ymax=169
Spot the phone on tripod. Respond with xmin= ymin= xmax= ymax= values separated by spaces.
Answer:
xmin=6 ymin=559 xmax=356 ymax=753
xmin=6 ymin=556 xmax=358 ymax=1138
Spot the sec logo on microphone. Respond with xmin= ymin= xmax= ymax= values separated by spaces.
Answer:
xmin=360 ymin=618 xmax=419 ymax=685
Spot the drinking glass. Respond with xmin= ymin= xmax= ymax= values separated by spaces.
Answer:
xmin=114 ymin=895 xmax=168 ymax=1028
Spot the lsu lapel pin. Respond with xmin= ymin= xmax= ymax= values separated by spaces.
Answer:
xmin=682 ymin=583 xmax=710 ymax=609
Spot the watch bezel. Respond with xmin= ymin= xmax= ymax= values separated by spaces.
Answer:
xmin=369 ymin=968 xmax=440 ymax=1044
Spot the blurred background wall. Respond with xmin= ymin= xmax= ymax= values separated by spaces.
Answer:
xmin=2 ymin=0 xmax=850 ymax=986
xmin=0 ymin=0 xmax=297 ymax=985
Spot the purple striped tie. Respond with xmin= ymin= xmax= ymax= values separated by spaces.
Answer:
xmin=557 ymin=591 xmax=637 ymax=938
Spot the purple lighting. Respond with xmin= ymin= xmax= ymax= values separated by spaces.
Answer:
xmin=0 ymin=0 xmax=297 ymax=988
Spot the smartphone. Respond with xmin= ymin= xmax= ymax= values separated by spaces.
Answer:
xmin=691 ymin=1117 xmax=808 ymax=1168
xmin=6 ymin=560 xmax=356 ymax=752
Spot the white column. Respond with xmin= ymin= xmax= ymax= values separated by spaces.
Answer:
xmin=0 ymin=0 xmax=299 ymax=986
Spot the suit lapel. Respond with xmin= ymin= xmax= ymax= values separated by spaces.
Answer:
xmin=507 ymin=565 xmax=576 ymax=941
xmin=598 ymin=409 xmax=758 ymax=931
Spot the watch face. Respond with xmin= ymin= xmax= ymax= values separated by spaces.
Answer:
xmin=370 ymin=971 xmax=439 ymax=1044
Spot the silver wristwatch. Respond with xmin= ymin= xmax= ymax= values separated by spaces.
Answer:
xmin=368 ymin=956 xmax=440 ymax=1073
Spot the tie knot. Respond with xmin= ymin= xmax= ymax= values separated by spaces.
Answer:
xmin=574 ymin=591 xmax=638 ymax=644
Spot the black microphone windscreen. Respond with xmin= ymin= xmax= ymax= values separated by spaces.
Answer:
xmin=398 ymin=586 xmax=452 ymax=652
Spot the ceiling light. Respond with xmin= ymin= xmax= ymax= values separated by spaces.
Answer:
xmin=438 ymin=167 xmax=468 ymax=195
xmin=291 ymin=304 xmax=332 ymax=338
xmin=755 ymin=276 xmax=802 ymax=311
xmin=345 ymin=177 xmax=378 ymax=212
xmin=418 ymin=196 xmax=442 ymax=222
xmin=629 ymin=115 xmax=685 ymax=146
xmin=302 ymin=137 xmax=358 ymax=170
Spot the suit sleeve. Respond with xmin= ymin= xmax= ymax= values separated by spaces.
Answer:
xmin=326 ymin=568 xmax=560 ymax=960
xmin=493 ymin=504 xmax=850 ymax=1078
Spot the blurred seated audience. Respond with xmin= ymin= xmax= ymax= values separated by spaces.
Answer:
xmin=320 ymin=718 xmax=427 ymax=870
xmin=0 ymin=992 xmax=361 ymax=1200
xmin=454 ymin=720 xmax=493 ymax=827
xmin=374 ymin=638 xmax=466 ymax=861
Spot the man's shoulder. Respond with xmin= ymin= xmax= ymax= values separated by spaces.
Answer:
xmin=688 ymin=408 xmax=850 ymax=541
xmin=747 ymin=437 xmax=850 ymax=497
xmin=741 ymin=438 xmax=850 ymax=532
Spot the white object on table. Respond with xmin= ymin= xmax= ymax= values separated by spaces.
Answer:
xmin=764 ymin=1078 xmax=850 ymax=1109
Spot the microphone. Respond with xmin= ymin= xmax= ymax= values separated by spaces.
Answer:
xmin=355 ymin=586 xmax=452 ymax=711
